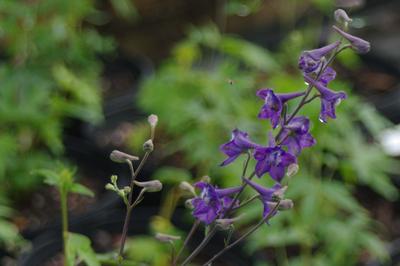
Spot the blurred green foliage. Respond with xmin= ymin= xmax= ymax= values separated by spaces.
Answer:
xmin=136 ymin=22 xmax=398 ymax=265
xmin=0 ymin=0 xmax=112 ymax=249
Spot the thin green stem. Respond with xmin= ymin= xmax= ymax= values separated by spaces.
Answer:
xmin=232 ymin=194 xmax=259 ymax=211
xmin=173 ymin=220 xmax=200 ymax=266
xmin=202 ymin=201 xmax=281 ymax=265
xmin=60 ymin=189 xmax=69 ymax=266
xmin=117 ymin=151 xmax=151 ymax=264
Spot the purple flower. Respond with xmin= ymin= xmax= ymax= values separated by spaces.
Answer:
xmin=220 ymin=129 xmax=260 ymax=166
xmin=254 ymin=146 xmax=296 ymax=182
xmin=257 ymin=89 xmax=305 ymax=129
xmin=333 ymin=26 xmax=370 ymax=54
xmin=298 ymin=41 xmax=341 ymax=74
xmin=278 ymin=116 xmax=316 ymax=156
xmin=319 ymin=67 xmax=336 ymax=86
xmin=191 ymin=182 xmax=241 ymax=224
xmin=243 ymin=178 xmax=285 ymax=219
xmin=304 ymin=75 xmax=347 ymax=123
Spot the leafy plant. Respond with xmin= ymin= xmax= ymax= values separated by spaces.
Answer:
xmin=36 ymin=165 xmax=98 ymax=266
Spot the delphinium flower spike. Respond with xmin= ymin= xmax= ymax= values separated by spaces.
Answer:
xmin=179 ymin=8 xmax=371 ymax=266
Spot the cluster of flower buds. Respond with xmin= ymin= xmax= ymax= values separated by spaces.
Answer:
xmin=107 ymin=114 xmax=162 ymax=206
xmin=185 ymin=9 xmax=370 ymax=225
xmin=105 ymin=175 xmax=132 ymax=204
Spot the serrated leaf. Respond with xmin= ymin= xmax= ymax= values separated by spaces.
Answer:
xmin=33 ymin=169 xmax=60 ymax=187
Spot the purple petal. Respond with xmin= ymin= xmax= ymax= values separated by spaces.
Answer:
xmin=333 ymin=26 xmax=370 ymax=54
xmin=270 ymin=165 xmax=285 ymax=182
xmin=215 ymin=186 xmax=242 ymax=197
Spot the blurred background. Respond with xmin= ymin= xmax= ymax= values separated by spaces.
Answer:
xmin=0 ymin=0 xmax=400 ymax=265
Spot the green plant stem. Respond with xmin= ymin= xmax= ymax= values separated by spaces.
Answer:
xmin=233 ymin=194 xmax=259 ymax=211
xmin=202 ymin=201 xmax=281 ymax=265
xmin=60 ymin=189 xmax=69 ymax=266
xmin=173 ymin=220 xmax=200 ymax=266
xmin=118 ymin=151 xmax=151 ymax=264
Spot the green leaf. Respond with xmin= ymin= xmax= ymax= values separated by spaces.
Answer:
xmin=33 ymin=169 xmax=60 ymax=187
xmin=359 ymin=233 xmax=389 ymax=261
xmin=70 ymin=183 xmax=94 ymax=197
xmin=67 ymin=233 xmax=100 ymax=266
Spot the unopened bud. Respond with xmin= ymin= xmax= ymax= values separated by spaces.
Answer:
xmin=155 ymin=233 xmax=180 ymax=243
xmin=148 ymin=114 xmax=158 ymax=128
xmin=111 ymin=175 xmax=118 ymax=184
xmin=123 ymin=186 xmax=131 ymax=194
xmin=334 ymin=9 xmax=352 ymax=24
xmin=201 ymin=175 xmax=211 ymax=183
xmin=134 ymin=180 xmax=162 ymax=192
xmin=267 ymin=199 xmax=294 ymax=211
xmin=287 ymin=164 xmax=299 ymax=177
xmin=179 ymin=181 xmax=196 ymax=196
xmin=185 ymin=199 xmax=194 ymax=209
xmin=105 ymin=183 xmax=114 ymax=191
xmin=143 ymin=139 xmax=154 ymax=152
xmin=215 ymin=215 xmax=243 ymax=230
xmin=272 ymin=186 xmax=287 ymax=201
xmin=117 ymin=189 xmax=125 ymax=198
xmin=110 ymin=150 xmax=139 ymax=163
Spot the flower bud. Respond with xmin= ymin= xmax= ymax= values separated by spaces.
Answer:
xmin=332 ymin=25 xmax=370 ymax=54
xmin=267 ymin=199 xmax=294 ymax=211
xmin=123 ymin=186 xmax=131 ymax=194
xmin=272 ymin=186 xmax=287 ymax=201
xmin=201 ymin=175 xmax=211 ymax=183
xmin=105 ymin=183 xmax=114 ymax=191
xmin=155 ymin=233 xmax=180 ymax=243
xmin=287 ymin=163 xmax=299 ymax=177
xmin=143 ymin=139 xmax=154 ymax=152
xmin=134 ymin=180 xmax=163 ymax=192
xmin=111 ymin=175 xmax=118 ymax=184
xmin=334 ymin=9 xmax=352 ymax=24
xmin=117 ymin=189 xmax=126 ymax=198
xmin=185 ymin=199 xmax=194 ymax=209
xmin=148 ymin=114 xmax=158 ymax=128
xmin=110 ymin=150 xmax=139 ymax=163
xmin=179 ymin=181 xmax=196 ymax=196
xmin=215 ymin=215 xmax=243 ymax=230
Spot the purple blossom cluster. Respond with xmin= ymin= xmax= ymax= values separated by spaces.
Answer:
xmin=188 ymin=9 xmax=370 ymax=226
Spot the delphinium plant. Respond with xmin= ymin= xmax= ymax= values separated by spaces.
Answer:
xmin=158 ymin=9 xmax=370 ymax=265
xmin=107 ymin=115 xmax=164 ymax=265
